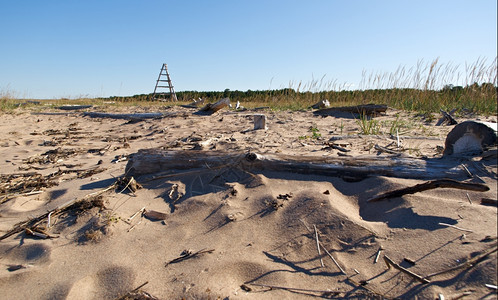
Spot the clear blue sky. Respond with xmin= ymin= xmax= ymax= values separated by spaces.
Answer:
xmin=1 ymin=0 xmax=496 ymax=99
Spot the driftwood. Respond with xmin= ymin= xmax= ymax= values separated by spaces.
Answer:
xmin=384 ymin=255 xmax=430 ymax=284
xmin=444 ymin=121 xmax=497 ymax=155
xmin=197 ymin=98 xmax=230 ymax=114
xmin=367 ymin=179 xmax=489 ymax=202
xmin=125 ymin=149 xmax=466 ymax=180
xmin=83 ymin=112 xmax=165 ymax=121
xmin=310 ymin=99 xmax=330 ymax=109
xmin=436 ymin=109 xmax=458 ymax=126
xmin=58 ymin=105 xmax=93 ymax=110
xmin=314 ymin=104 xmax=388 ymax=116
xmin=165 ymin=249 xmax=214 ymax=266
xmin=425 ymin=245 xmax=497 ymax=279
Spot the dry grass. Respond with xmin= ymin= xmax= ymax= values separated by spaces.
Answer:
xmin=2 ymin=58 xmax=496 ymax=115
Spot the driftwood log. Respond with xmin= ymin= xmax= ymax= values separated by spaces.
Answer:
xmin=125 ymin=149 xmax=466 ymax=180
xmin=314 ymin=104 xmax=388 ymax=117
xmin=58 ymin=105 xmax=93 ymax=110
xmin=197 ymin=98 xmax=230 ymax=115
xmin=83 ymin=112 xmax=165 ymax=121
xmin=444 ymin=121 xmax=497 ymax=155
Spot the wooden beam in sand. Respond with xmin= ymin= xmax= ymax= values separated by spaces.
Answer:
xmin=124 ymin=149 xmax=465 ymax=180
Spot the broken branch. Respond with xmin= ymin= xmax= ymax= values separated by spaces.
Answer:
xmin=367 ymin=179 xmax=489 ymax=202
xmin=384 ymin=255 xmax=430 ymax=284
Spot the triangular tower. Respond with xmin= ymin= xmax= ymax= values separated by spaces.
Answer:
xmin=152 ymin=63 xmax=178 ymax=101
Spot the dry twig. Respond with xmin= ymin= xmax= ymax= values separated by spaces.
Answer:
xmin=384 ymin=255 xmax=430 ymax=284
xmin=367 ymin=179 xmax=489 ymax=202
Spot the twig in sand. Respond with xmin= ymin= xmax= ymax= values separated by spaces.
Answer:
xmin=466 ymin=193 xmax=472 ymax=204
xmin=425 ymin=245 xmax=497 ymax=279
xmin=313 ymin=225 xmax=324 ymax=268
xmin=374 ymin=247 xmax=383 ymax=263
xmin=127 ymin=206 xmax=146 ymax=223
xmin=320 ymin=244 xmax=347 ymax=275
xmin=374 ymin=144 xmax=402 ymax=155
xmin=383 ymin=255 xmax=430 ymax=284
xmin=165 ymin=248 xmax=215 ymax=266
xmin=115 ymin=281 xmax=158 ymax=300
xmin=246 ymin=282 xmax=343 ymax=297
xmin=299 ymin=221 xmax=346 ymax=274
xmin=47 ymin=211 xmax=53 ymax=228
xmin=438 ymin=222 xmax=473 ymax=233
xmin=367 ymin=179 xmax=489 ymax=202
xmin=460 ymin=164 xmax=472 ymax=177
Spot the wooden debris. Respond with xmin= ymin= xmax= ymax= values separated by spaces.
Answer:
xmin=83 ymin=111 xmax=165 ymax=121
xmin=321 ymin=244 xmax=347 ymax=275
xmin=465 ymin=193 xmax=472 ymax=204
xmin=425 ymin=245 xmax=497 ymax=279
xmin=253 ymin=114 xmax=267 ymax=130
xmin=374 ymin=144 xmax=402 ymax=155
xmin=25 ymin=228 xmax=58 ymax=239
xmin=436 ymin=109 xmax=458 ymax=126
xmin=481 ymin=198 xmax=498 ymax=207
xmin=181 ymin=98 xmax=205 ymax=108
xmin=0 ymin=184 xmax=115 ymax=241
xmin=367 ymin=179 xmax=489 ymax=202
xmin=323 ymin=142 xmax=350 ymax=152
xmin=374 ymin=247 xmax=383 ymax=263
xmin=310 ymin=99 xmax=330 ymax=109
xmin=143 ymin=210 xmax=167 ymax=221
xmin=314 ymin=104 xmax=388 ymax=117
xmin=115 ymin=281 xmax=158 ymax=300
xmin=245 ymin=282 xmax=343 ymax=297
xmin=313 ymin=225 xmax=324 ymax=267
xmin=116 ymin=176 xmax=142 ymax=194
xmin=383 ymin=255 xmax=430 ymax=284
xmin=299 ymin=220 xmax=346 ymax=274
xmin=197 ymin=97 xmax=230 ymax=114
xmin=443 ymin=121 xmax=497 ymax=156
xmin=7 ymin=264 xmax=33 ymax=272
xmin=125 ymin=149 xmax=466 ymax=180
xmin=438 ymin=222 xmax=473 ymax=232
xmin=58 ymin=105 xmax=93 ymax=110
xmin=165 ymin=248 xmax=214 ymax=266
xmin=127 ymin=207 xmax=146 ymax=223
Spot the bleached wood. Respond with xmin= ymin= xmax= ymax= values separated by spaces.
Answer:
xmin=125 ymin=149 xmax=465 ymax=180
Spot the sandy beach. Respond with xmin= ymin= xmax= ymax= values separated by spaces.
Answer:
xmin=0 ymin=104 xmax=496 ymax=299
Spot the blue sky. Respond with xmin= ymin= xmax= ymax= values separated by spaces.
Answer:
xmin=1 ymin=0 xmax=496 ymax=99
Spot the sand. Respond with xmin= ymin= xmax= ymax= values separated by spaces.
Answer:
xmin=0 ymin=104 xmax=496 ymax=299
